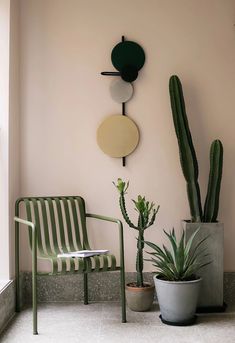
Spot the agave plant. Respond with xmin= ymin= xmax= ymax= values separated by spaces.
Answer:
xmin=113 ymin=178 xmax=159 ymax=287
xmin=145 ymin=228 xmax=211 ymax=281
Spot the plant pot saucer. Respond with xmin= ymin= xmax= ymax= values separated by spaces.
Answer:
xmin=159 ymin=315 xmax=197 ymax=326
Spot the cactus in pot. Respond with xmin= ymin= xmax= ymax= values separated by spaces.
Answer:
xmin=169 ymin=75 xmax=224 ymax=308
xmin=169 ymin=75 xmax=223 ymax=223
xmin=114 ymin=178 xmax=159 ymax=287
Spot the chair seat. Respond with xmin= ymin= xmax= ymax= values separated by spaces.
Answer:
xmin=38 ymin=253 xmax=117 ymax=274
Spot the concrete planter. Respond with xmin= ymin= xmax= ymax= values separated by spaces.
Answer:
xmin=125 ymin=283 xmax=155 ymax=312
xmin=183 ymin=221 xmax=224 ymax=308
xmin=154 ymin=276 xmax=201 ymax=324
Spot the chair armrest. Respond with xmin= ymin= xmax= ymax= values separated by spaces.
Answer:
xmin=14 ymin=216 xmax=37 ymax=254
xmin=86 ymin=213 xmax=122 ymax=226
xmin=14 ymin=216 xmax=36 ymax=231
xmin=86 ymin=213 xmax=125 ymax=271
xmin=15 ymin=216 xmax=37 ymax=274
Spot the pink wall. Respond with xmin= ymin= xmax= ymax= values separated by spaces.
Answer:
xmin=18 ymin=0 xmax=235 ymax=272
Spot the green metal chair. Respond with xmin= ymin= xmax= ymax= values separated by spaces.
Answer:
xmin=15 ymin=196 xmax=126 ymax=334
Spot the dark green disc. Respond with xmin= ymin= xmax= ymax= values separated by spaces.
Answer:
xmin=120 ymin=65 xmax=138 ymax=82
xmin=111 ymin=41 xmax=145 ymax=72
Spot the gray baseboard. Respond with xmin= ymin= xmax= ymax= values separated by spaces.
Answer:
xmin=21 ymin=271 xmax=235 ymax=306
xmin=0 ymin=281 xmax=15 ymax=334
xmin=22 ymin=272 xmax=154 ymax=303
xmin=224 ymin=272 xmax=235 ymax=306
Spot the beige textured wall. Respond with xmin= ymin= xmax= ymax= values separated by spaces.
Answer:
xmin=9 ymin=0 xmax=20 ymax=278
xmin=0 ymin=0 xmax=10 ymax=279
xmin=19 ymin=0 xmax=235 ymax=272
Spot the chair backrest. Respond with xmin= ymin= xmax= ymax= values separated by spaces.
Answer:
xmin=15 ymin=196 xmax=91 ymax=256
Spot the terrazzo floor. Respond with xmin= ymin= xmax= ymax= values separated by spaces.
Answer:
xmin=1 ymin=302 xmax=235 ymax=343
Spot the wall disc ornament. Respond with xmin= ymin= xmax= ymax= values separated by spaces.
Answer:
xmin=111 ymin=41 xmax=145 ymax=72
xmin=110 ymin=79 xmax=134 ymax=103
xmin=100 ymin=36 xmax=145 ymax=166
xmin=97 ymin=114 xmax=139 ymax=158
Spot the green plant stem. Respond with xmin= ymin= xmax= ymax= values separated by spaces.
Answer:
xmin=136 ymin=229 xmax=144 ymax=287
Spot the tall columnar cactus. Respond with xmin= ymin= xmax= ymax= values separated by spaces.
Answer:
xmin=113 ymin=179 xmax=159 ymax=287
xmin=203 ymin=140 xmax=223 ymax=222
xmin=169 ymin=75 xmax=224 ymax=223
xmin=169 ymin=75 xmax=202 ymax=222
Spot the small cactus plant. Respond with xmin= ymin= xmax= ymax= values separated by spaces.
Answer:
xmin=113 ymin=178 xmax=159 ymax=287
xmin=169 ymin=75 xmax=223 ymax=223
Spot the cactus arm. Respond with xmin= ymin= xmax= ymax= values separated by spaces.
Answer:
xmin=186 ymin=182 xmax=202 ymax=222
xmin=169 ymin=75 xmax=202 ymax=222
xmin=203 ymin=140 xmax=223 ymax=222
xmin=119 ymin=192 xmax=138 ymax=230
xmin=145 ymin=205 xmax=160 ymax=229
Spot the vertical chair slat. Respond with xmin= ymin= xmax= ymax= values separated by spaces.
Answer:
xmin=54 ymin=197 xmax=68 ymax=272
xmin=39 ymin=199 xmax=53 ymax=255
xmin=47 ymin=198 xmax=63 ymax=273
xmin=102 ymin=255 xmax=109 ymax=272
xmin=77 ymin=257 xmax=85 ymax=272
xmin=91 ymin=256 xmax=101 ymax=272
xmin=31 ymin=199 xmax=44 ymax=256
xmin=85 ymin=257 xmax=92 ymax=272
xmin=59 ymin=257 xmax=67 ymax=273
xmin=69 ymin=197 xmax=82 ymax=250
xmin=110 ymin=255 xmax=117 ymax=271
xmin=76 ymin=197 xmax=90 ymax=249
xmin=61 ymin=197 xmax=76 ymax=252
xmin=46 ymin=198 xmax=60 ymax=253
xmin=67 ymin=257 xmax=76 ymax=273
xmin=54 ymin=198 xmax=68 ymax=252
xmin=51 ymin=258 xmax=59 ymax=275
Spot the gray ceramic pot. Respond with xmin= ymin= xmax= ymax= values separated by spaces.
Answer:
xmin=154 ymin=276 xmax=201 ymax=324
xmin=184 ymin=221 xmax=224 ymax=308
xmin=125 ymin=283 xmax=155 ymax=312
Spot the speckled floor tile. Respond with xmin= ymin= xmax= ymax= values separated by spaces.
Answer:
xmin=1 ymin=302 xmax=235 ymax=343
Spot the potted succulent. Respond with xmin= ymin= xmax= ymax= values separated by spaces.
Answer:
xmin=114 ymin=178 xmax=159 ymax=311
xmin=145 ymin=228 xmax=210 ymax=325
xmin=169 ymin=75 xmax=224 ymax=309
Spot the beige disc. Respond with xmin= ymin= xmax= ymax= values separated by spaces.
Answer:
xmin=97 ymin=114 xmax=139 ymax=158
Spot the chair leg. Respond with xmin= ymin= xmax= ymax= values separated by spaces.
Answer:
xmin=120 ymin=268 xmax=126 ymax=323
xmin=15 ymin=223 xmax=21 ymax=312
xmin=15 ymin=269 xmax=20 ymax=312
xmin=32 ymin=266 xmax=38 ymax=335
xmin=32 ymin=228 xmax=38 ymax=335
xmin=84 ymin=273 xmax=88 ymax=305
